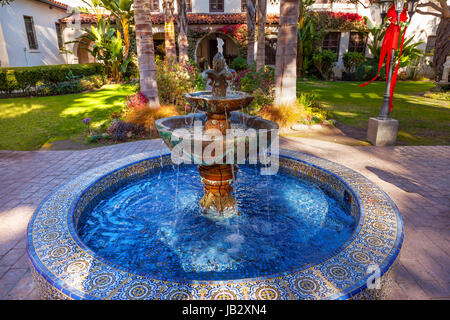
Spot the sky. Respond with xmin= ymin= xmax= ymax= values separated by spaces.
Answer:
xmin=58 ymin=0 xmax=92 ymax=8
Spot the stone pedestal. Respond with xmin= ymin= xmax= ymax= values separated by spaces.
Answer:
xmin=367 ymin=118 xmax=398 ymax=146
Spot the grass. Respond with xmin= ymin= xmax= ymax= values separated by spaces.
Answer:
xmin=297 ymin=81 xmax=450 ymax=145
xmin=0 ymin=81 xmax=448 ymax=150
xmin=0 ymin=84 xmax=136 ymax=150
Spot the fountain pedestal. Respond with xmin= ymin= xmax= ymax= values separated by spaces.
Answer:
xmin=198 ymin=164 xmax=238 ymax=215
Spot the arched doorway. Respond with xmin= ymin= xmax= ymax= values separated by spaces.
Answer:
xmin=195 ymin=33 xmax=239 ymax=71
xmin=75 ymin=35 xmax=96 ymax=64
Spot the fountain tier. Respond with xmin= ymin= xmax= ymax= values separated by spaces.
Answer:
xmin=157 ymin=39 xmax=278 ymax=216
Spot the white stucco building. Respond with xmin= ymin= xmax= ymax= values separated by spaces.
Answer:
xmin=0 ymin=0 xmax=70 ymax=67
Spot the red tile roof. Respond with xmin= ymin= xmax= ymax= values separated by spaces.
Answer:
xmin=36 ymin=0 xmax=68 ymax=10
xmin=61 ymin=13 xmax=280 ymax=25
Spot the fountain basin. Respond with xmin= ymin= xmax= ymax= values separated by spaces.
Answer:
xmin=27 ymin=150 xmax=403 ymax=300
xmin=155 ymin=112 xmax=279 ymax=165
xmin=183 ymin=91 xmax=254 ymax=114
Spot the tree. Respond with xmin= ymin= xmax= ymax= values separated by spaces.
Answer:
xmin=90 ymin=0 xmax=133 ymax=60
xmin=134 ymin=0 xmax=159 ymax=107
xmin=176 ymin=0 xmax=189 ymax=64
xmin=246 ymin=0 xmax=257 ymax=66
xmin=78 ymin=16 xmax=130 ymax=81
xmin=275 ymin=0 xmax=300 ymax=106
xmin=256 ymin=0 xmax=267 ymax=71
xmin=163 ymin=0 xmax=177 ymax=61
xmin=415 ymin=0 xmax=449 ymax=80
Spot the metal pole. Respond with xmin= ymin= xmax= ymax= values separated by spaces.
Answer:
xmin=378 ymin=13 xmax=401 ymax=120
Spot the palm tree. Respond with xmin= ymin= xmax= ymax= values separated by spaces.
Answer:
xmin=177 ymin=0 xmax=189 ymax=64
xmin=274 ymin=0 xmax=300 ymax=106
xmin=246 ymin=0 xmax=257 ymax=66
xmin=134 ymin=0 xmax=159 ymax=107
xmin=256 ymin=0 xmax=267 ymax=71
xmin=163 ymin=0 xmax=177 ymax=61
xmin=415 ymin=0 xmax=449 ymax=80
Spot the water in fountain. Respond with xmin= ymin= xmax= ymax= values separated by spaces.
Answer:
xmin=77 ymin=164 xmax=355 ymax=280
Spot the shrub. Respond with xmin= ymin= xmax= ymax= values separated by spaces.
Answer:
xmin=246 ymin=88 xmax=274 ymax=115
xmin=123 ymin=104 xmax=180 ymax=137
xmin=120 ymin=91 xmax=180 ymax=137
xmin=106 ymin=120 xmax=146 ymax=141
xmin=155 ymin=56 xmax=200 ymax=107
xmin=353 ymin=61 xmax=385 ymax=82
xmin=0 ymin=63 xmax=103 ymax=94
xmin=343 ymin=52 xmax=365 ymax=73
xmin=230 ymin=56 xmax=248 ymax=71
xmin=312 ymin=49 xmax=337 ymax=80
xmin=34 ymin=75 xmax=104 ymax=96
xmin=234 ymin=65 xmax=274 ymax=94
xmin=258 ymin=92 xmax=329 ymax=128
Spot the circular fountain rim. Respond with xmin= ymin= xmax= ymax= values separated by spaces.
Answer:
xmin=27 ymin=149 xmax=403 ymax=300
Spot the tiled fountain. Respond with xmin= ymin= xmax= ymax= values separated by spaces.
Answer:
xmin=27 ymin=40 xmax=403 ymax=300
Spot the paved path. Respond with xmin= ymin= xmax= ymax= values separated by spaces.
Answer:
xmin=0 ymin=138 xmax=448 ymax=300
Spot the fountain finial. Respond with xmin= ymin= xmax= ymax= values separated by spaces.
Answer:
xmin=204 ymin=38 xmax=236 ymax=97
xmin=217 ymin=38 xmax=224 ymax=54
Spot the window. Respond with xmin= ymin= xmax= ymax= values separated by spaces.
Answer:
xmin=55 ymin=23 xmax=63 ymax=50
xmin=348 ymin=32 xmax=367 ymax=53
xmin=150 ymin=0 xmax=159 ymax=12
xmin=186 ymin=0 xmax=192 ymax=12
xmin=210 ymin=0 xmax=224 ymax=12
xmin=241 ymin=0 xmax=247 ymax=12
xmin=24 ymin=16 xmax=38 ymax=50
xmin=322 ymin=32 xmax=341 ymax=55
xmin=425 ymin=36 xmax=436 ymax=53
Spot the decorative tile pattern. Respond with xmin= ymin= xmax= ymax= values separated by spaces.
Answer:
xmin=27 ymin=150 xmax=403 ymax=300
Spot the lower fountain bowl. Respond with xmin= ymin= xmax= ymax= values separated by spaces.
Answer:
xmin=27 ymin=150 xmax=403 ymax=300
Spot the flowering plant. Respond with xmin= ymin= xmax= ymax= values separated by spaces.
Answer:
xmin=308 ymin=11 xmax=368 ymax=33
xmin=82 ymin=118 xmax=91 ymax=134
xmin=155 ymin=56 xmax=200 ymax=106
xmin=126 ymin=91 xmax=148 ymax=110
xmin=233 ymin=65 xmax=274 ymax=94
xmin=217 ymin=24 xmax=248 ymax=47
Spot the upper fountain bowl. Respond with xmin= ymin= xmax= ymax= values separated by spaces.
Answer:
xmin=183 ymin=91 xmax=254 ymax=114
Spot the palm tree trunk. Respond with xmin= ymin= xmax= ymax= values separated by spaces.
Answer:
xmin=246 ymin=0 xmax=257 ymax=66
xmin=163 ymin=0 xmax=177 ymax=61
xmin=433 ymin=16 xmax=449 ymax=80
xmin=275 ymin=0 xmax=300 ymax=106
xmin=256 ymin=0 xmax=267 ymax=71
xmin=177 ymin=0 xmax=189 ymax=64
xmin=134 ymin=0 xmax=160 ymax=108
xmin=297 ymin=0 xmax=304 ymax=77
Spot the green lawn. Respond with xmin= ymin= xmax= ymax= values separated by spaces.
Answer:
xmin=0 ymin=81 xmax=448 ymax=150
xmin=0 ymin=84 xmax=136 ymax=150
xmin=297 ymin=81 xmax=450 ymax=145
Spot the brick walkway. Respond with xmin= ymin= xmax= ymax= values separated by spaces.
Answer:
xmin=0 ymin=138 xmax=448 ymax=300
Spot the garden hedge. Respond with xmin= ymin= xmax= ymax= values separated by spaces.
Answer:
xmin=0 ymin=63 xmax=104 ymax=94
